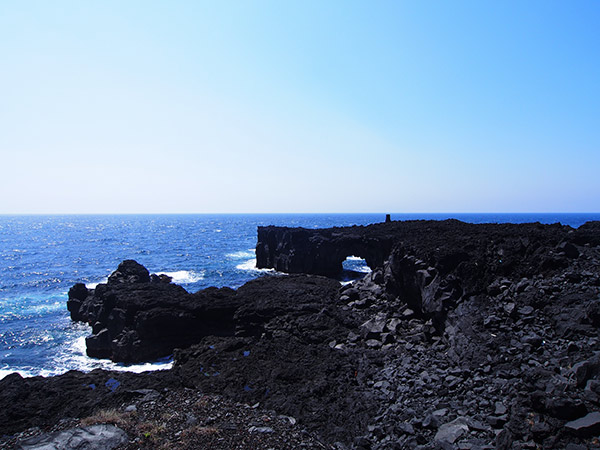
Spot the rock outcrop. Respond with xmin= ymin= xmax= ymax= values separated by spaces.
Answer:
xmin=67 ymin=260 xmax=242 ymax=362
xmin=256 ymin=224 xmax=396 ymax=275
xmin=67 ymin=260 xmax=343 ymax=364
xmin=258 ymin=220 xmax=595 ymax=324
xmin=0 ymin=368 xmax=179 ymax=437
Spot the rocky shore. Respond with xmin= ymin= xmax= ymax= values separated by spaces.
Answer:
xmin=2 ymin=219 xmax=600 ymax=449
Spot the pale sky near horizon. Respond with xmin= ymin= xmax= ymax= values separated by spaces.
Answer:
xmin=1 ymin=1 xmax=599 ymax=214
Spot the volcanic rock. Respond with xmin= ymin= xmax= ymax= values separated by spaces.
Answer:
xmin=18 ymin=424 xmax=128 ymax=450
xmin=67 ymin=265 xmax=242 ymax=362
xmin=107 ymin=259 xmax=150 ymax=284
xmin=4 ymin=219 xmax=600 ymax=449
xmin=565 ymin=411 xmax=600 ymax=436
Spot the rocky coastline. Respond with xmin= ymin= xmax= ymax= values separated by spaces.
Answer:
xmin=2 ymin=219 xmax=600 ymax=449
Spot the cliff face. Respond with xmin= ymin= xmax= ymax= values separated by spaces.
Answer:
xmin=256 ymin=220 xmax=592 ymax=325
xmin=67 ymin=260 xmax=242 ymax=363
xmin=256 ymin=219 xmax=587 ymax=277
xmin=256 ymin=225 xmax=395 ymax=275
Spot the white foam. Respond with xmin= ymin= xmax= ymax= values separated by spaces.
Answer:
xmin=38 ymin=334 xmax=173 ymax=377
xmin=1 ymin=322 xmax=175 ymax=380
xmin=0 ymin=368 xmax=34 ymax=380
xmin=342 ymin=256 xmax=372 ymax=274
xmin=236 ymin=259 xmax=258 ymax=271
xmin=62 ymin=335 xmax=173 ymax=374
xmin=86 ymin=277 xmax=108 ymax=289
xmin=236 ymin=258 xmax=275 ymax=273
xmin=156 ymin=270 xmax=204 ymax=284
xmin=107 ymin=358 xmax=174 ymax=373
xmin=226 ymin=249 xmax=256 ymax=259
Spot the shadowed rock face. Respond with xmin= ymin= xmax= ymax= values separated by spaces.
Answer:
xmin=257 ymin=220 xmax=592 ymax=327
xmin=256 ymin=219 xmax=588 ymax=279
xmin=67 ymin=260 xmax=241 ymax=363
xmin=66 ymin=260 xmax=343 ymax=364
xmin=256 ymin=225 xmax=395 ymax=276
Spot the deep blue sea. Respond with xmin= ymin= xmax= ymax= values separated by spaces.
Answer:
xmin=1 ymin=213 xmax=599 ymax=379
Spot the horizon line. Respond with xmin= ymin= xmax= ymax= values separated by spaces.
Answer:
xmin=1 ymin=212 xmax=599 ymax=216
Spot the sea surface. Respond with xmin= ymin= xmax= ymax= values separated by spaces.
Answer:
xmin=1 ymin=213 xmax=599 ymax=380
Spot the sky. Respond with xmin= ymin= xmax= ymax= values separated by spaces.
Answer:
xmin=1 ymin=1 xmax=599 ymax=214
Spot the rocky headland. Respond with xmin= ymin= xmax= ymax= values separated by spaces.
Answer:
xmin=2 ymin=219 xmax=600 ymax=449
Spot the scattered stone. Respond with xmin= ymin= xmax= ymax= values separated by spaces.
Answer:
xmin=434 ymin=417 xmax=469 ymax=444
xmin=248 ymin=426 xmax=274 ymax=433
xmin=422 ymin=413 xmax=441 ymax=430
xmin=361 ymin=317 xmax=387 ymax=338
xmin=494 ymin=402 xmax=507 ymax=415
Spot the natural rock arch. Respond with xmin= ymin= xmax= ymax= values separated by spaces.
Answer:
xmin=255 ymin=225 xmax=394 ymax=276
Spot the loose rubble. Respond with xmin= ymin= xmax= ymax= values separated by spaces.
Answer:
xmin=4 ymin=389 xmax=325 ymax=450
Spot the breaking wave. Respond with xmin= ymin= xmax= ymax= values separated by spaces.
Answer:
xmin=236 ymin=258 xmax=275 ymax=273
xmin=226 ymin=249 xmax=256 ymax=259
xmin=155 ymin=270 xmax=205 ymax=284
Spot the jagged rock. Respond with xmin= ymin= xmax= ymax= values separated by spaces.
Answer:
xmin=521 ymin=334 xmax=543 ymax=348
xmin=67 ymin=261 xmax=244 ymax=362
xmin=545 ymin=397 xmax=587 ymax=420
xmin=248 ymin=426 xmax=274 ymax=433
xmin=66 ymin=283 xmax=90 ymax=322
xmin=571 ymin=354 xmax=600 ymax=388
xmin=494 ymin=402 xmax=507 ymax=415
xmin=566 ymin=444 xmax=589 ymax=450
xmin=361 ymin=316 xmax=387 ymax=338
xmin=557 ymin=241 xmax=580 ymax=259
xmin=107 ymin=259 xmax=150 ymax=284
xmin=565 ymin=411 xmax=600 ymax=436
xmin=434 ymin=416 xmax=469 ymax=444
xmin=150 ymin=273 xmax=172 ymax=283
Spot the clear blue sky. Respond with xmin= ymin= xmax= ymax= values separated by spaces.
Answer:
xmin=1 ymin=1 xmax=598 ymax=213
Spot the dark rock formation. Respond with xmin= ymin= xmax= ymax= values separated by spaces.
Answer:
xmin=258 ymin=220 xmax=594 ymax=326
xmin=67 ymin=260 xmax=343 ymax=364
xmin=0 ymin=369 xmax=179 ymax=436
xmin=108 ymin=259 xmax=150 ymax=284
xmin=256 ymin=224 xmax=396 ymax=276
xmin=67 ymin=260 xmax=241 ymax=362
xmin=3 ymin=219 xmax=600 ymax=449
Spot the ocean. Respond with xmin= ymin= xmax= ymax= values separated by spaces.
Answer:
xmin=1 ymin=213 xmax=599 ymax=380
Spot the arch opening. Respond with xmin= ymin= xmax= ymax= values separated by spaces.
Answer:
xmin=340 ymin=255 xmax=372 ymax=283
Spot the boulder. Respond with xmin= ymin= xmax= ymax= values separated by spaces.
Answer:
xmin=19 ymin=424 xmax=128 ymax=450
xmin=434 ymin=416 xmax=469 ymax=444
